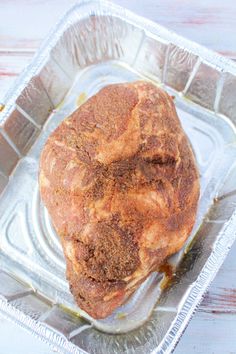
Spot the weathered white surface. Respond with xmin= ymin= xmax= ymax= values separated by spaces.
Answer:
xmin=0 ymin=315 xmax=56 ymax=354
xmin=0 ymin=0 xmax=236 ymax=353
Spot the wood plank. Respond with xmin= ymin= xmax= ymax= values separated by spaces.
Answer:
xmin=175 ymin=312 xmax=236 ymax=354
xmin=1 ymin=0 xmax=236 ymax=352
xmin=175 ymin=241 xmax=236 ymax=352
xmin=0 ymin=0 xmax=75 ymax=49
xmin=0 ymin=0 xmax=236 ymax=55
xmin=0 ymin=52 xmax=33 ymax=101
xmin=199 ymin=239 xmax=236 ymax=314
xmin=116 ymin=0 xmax=236 ymax=58
xmin=0 ymin=52 xmax=33 ymax=78
xmin=1 ymin=0 xmax=236 ymax=101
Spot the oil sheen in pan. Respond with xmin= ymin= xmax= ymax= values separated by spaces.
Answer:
xmin=32 ymin=185 xmax=166 ymax=333
xmin=29 ymin=61 xmax=234 ymax=333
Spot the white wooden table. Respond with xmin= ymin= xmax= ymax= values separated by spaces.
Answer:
xmin=0 ymin=1 xmax=236 ymax=353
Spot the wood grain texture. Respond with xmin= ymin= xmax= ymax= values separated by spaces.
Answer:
xmin=0 ymin=0 xmax=236 ymax=353
xmin=176 ymin=243 xmax=236 ymax=354
xmin=1 ymin=0 xmax=236 ymax=101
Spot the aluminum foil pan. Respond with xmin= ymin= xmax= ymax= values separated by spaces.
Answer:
xmin=1 ymin=0 xmax=236 ymax=353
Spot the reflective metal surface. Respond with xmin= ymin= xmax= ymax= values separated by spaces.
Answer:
xmin=0 ymin=1 xmax=236 ymax=353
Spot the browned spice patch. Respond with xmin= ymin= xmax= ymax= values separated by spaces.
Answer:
xmin=39 ymin=81 xmax=199 ymax=319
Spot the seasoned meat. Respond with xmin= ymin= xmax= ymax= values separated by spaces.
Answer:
xmin=39 ymin=81 xmax=199 ymax=319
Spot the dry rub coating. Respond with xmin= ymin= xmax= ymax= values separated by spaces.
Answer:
xmin=39 ymin=81 xmax=199 ymax=319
